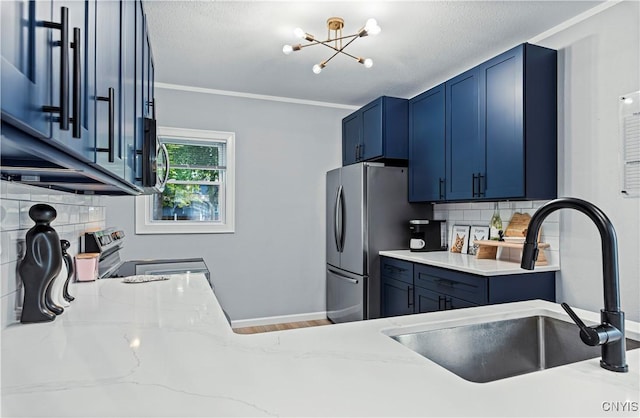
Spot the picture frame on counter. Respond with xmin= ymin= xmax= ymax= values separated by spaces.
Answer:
xmin=468 ymin=225 xmax=490 ymax=255
xmin=450 ymin=225 xmax=470 ymax=254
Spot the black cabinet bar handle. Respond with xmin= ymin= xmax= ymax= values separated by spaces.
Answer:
xmin=439 ymin=178 xmax=445 ymax=200
xmin=445 ymin=297 xmax=452 ymax=310
xmin=70 ymin=27 xmax=81 ymax=138
xmin=472 ymin=173 xmax=477 ymax=197
xmin=407 ymin=286 xmax=414 ymax=308
xmin=96 ymin=88 xmax=115 ymax=162
xmin=435 ymin=278 xmax=456 ymax=288
xmin=42 ymin=7 xmax=69 ymax=131
xmin=438 ymin=295 xmax=443 ymax=311
xmin=478 ymin=172 xmax=485 ymax=197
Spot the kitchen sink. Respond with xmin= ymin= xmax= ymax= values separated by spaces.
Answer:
xmin=390 ymin=315 xmax=640 ymax=383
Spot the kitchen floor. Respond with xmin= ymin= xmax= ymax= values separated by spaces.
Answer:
xmin=233 ymin=319 xmax=332 ymax=334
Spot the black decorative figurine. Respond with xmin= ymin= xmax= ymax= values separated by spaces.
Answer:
xmin=44 ymin=273 xmax=64 ymax=315
xmin=18 ymin=204 xmax=63 ymax=323
xmin=61 ymin=239 xmax=75 ymax=302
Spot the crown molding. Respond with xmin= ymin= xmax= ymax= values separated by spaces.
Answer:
xmin=155 ymin=82 xmax=359 ymax=110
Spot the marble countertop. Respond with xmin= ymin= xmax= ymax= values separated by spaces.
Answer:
xmin=380 ymin=250 xmax=561 ymax=276
xmin=2 ymin=273 xmax=638 ymax=417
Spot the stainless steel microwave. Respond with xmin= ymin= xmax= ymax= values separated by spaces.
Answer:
xmin=141 ymin=117 xmax=169 ymax=193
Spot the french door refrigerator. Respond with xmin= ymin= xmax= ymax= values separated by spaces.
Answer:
xmin=326 ymin=163 xmax=428 ymax=323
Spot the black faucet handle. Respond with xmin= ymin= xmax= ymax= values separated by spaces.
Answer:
xmin=561 ymin=303 xmax=623 ymax=346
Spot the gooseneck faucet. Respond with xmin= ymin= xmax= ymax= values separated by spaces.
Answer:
xmin=521 ymin=197 xmax=628 ymax=372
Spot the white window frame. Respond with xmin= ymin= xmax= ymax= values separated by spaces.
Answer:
xmin=135 ymin=126 xmax=235 ymax=234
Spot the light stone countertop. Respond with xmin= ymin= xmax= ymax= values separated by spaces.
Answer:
xmin=379 ymin=249 xmax=561 ymax=276
xmin=1 ymin=273 xmax=638 ymax=417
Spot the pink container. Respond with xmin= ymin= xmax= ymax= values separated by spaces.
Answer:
xmin=75 ymin=253 xmax=100 ymax=281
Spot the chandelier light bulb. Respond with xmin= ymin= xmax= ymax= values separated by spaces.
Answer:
xmin=294 ymin=27 xmax=305 ymax=39
xmin=312 ymin=64 xmax=323 ymax=74
xmin=363 ymin=58 xmax=373 ymax=68
xmin=365 ymin=18 xmax=381 ymax=35
xmin=282 ymin=44 xmax=293 ymax=55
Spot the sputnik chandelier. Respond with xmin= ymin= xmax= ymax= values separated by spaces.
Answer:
xmin=282 ymin=17 xmax=381 ymax=74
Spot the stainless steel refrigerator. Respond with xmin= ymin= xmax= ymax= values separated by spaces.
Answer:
xmin=326 ymin=163 xmax=430 ymax=323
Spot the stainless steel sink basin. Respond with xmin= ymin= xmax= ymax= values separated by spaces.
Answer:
xmin=391 ymin=316 xmax=640 ymax=383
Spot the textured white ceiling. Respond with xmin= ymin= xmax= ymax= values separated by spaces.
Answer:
xmin=143 ymin=0 xmax=605 ymax=107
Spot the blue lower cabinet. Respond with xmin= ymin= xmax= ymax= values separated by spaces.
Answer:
xmin=380 ymin=257 xmax=414 ymax=317
xmin=381 ymin=256 xmax=556 ymax=317
xmin=381 ymin=277 xmax=414 ymax=317
xmin=415 ymin=287 xmax=478 ymax=314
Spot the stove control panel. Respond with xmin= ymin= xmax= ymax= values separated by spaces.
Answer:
xmin=84 ymin=228 xmax=126 ymax=253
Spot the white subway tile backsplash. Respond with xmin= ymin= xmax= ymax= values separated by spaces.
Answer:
xmin=1 ymin=182 xmax=31 ymax=200
xmin=542 ymin=221 xmax=560 ymax=237
xmin=68 ymin=205 xmax=80 ymax=224
xmin=48 ymin=192 xmax=67 ymax=204
xmin=18 ymin=201 xmax=31 ymax=230
xmin=30 ymin=190 xmax=51 ymax=203
xmin=52 ymin=205 xmax=71 ymax=226
xmin=433 ymin=210 xmax=447 ymax=220
xmin=0 ymin=199 xmax=20 ymax=231
xmin=0 ymin=229 xmax=25 ymax=265
xmin=480 ymin=210 xmax=495 ymax=222
xmin=1 ymin=261 xmax=20 ymax=298
xmin=463 ymin=210 xmax=480 ymax=221
xmin=470 ymin=202 xmax=494 ymax=210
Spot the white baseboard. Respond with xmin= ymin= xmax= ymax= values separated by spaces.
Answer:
xmin=230 ymin=311 xmax=328 ymax=329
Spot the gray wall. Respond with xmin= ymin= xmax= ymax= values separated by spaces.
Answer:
xmin=106 ymin=86 xmax=350 ymax=321
xmin=534 ymin=1 xmax=639 ymax=320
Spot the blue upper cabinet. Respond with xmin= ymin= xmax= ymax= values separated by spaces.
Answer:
xmin=408 ymin=84 xmax=446 ymax=202
xmin=480 ymin=46 xmax=524 ymax=198
xmin=479 ymin=43 xmax=557 ymax=200
xmin=121 ymin=0 xmax=137 ymax=185
xmin=342 ymin=112 xmax=361 ymax=165
xmin=133 ymin=2 xmax=146 ymax=185
xmin=1 ymin=1 xmax=94 ymax=161
xmin=1 ymin=0 xmax=52 ymax=139
xmin=360 ymin=100 xmax=383 ymax=160
xmin=409 ymin=43 xmax=557 ymax=202
xmin=93 ymin=0 xmax=124 ymax=178
xmin=342 ymin=96 xmax=408 ymax=166
xmin=1 ymin=0 xmax=155 ymax=194
xmin=50 ymin=0 xmax=93 ymax=159
xmin=445 ymin=67 xmax=482 ymax=200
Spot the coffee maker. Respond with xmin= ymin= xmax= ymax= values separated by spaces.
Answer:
xmin=409 ymin=219 xmax=446 ymax=252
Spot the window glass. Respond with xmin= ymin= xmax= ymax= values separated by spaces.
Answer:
xmin=135 ymin=127 xmax=235 ymax=234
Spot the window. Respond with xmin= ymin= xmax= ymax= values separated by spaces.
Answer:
xmin=135 ymin=126 xmax=235 ymax=234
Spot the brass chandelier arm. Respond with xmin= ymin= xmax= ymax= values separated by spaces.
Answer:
xmin=315 ymin=33 xmax=360 ymax=57
xmin=298 ymin=33 xmax=359 ymax=49
xmin=321 ymin=49 xmax=342 ymax=67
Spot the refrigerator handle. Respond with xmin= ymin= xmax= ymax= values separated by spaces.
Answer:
xmin=334 ymin=185 xmax=343 ymax=252
xmin=338 ymin=185 xmax=346 ymax=252
xmin=327 ymin=267 xmax=360 ymax=284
